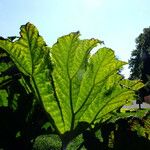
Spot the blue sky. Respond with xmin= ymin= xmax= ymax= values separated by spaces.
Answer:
xmin=0 ymin=0 xmax=150 ymax=77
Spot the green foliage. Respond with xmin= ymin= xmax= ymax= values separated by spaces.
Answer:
xmin=49 ymin=31 xmax=143 ymax=136
xmin=66 ymin=134 xmax=86 ymax=150
xmin=0 ymin=24 xmax=53 ymax=106
xmin=130 ymin=111 xmax=150 ymax=140
xmin=0 ymin=23 xmax=145 ymax=149
xmin=106 ymin=109 xmax=150 ymax=124
xmin=0 ymin=90 xmax=8 ymax=106
xmin=0 ymin=34 xmax=50 ymax=150
xmin=33 ymin=134 xmax=62 ymax=150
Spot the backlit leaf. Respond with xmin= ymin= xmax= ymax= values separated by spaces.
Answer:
xmin=51 ymin=32 xmax=144 ymax=133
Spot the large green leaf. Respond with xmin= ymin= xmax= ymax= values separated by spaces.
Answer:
xmin=0 ymin=23 xmax=46 ymax=76
xmin=0 ymin=23 xmax=63 ymax=131
xmin=0 ymin=24 xmax=144 ymax=137
xmin=51 ymin=32 xmax=100 ymax=132
xmin=51 ymin=32 xmax=144 ymax=134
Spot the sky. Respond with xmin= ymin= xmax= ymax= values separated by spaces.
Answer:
xmin=0 ymin=0 xmax=150 ymax=78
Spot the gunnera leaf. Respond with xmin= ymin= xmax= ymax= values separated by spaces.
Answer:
xmin=50 ymin=32 xmax=144 ymax=134
xmin=0 ymin=23 xmax=63 ymax=129
xmin=0 ymin=24 xmax=144 ymax=137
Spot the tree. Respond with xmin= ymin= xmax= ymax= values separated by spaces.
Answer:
xmin=129 ymin=27 xmax=150 ymax=104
